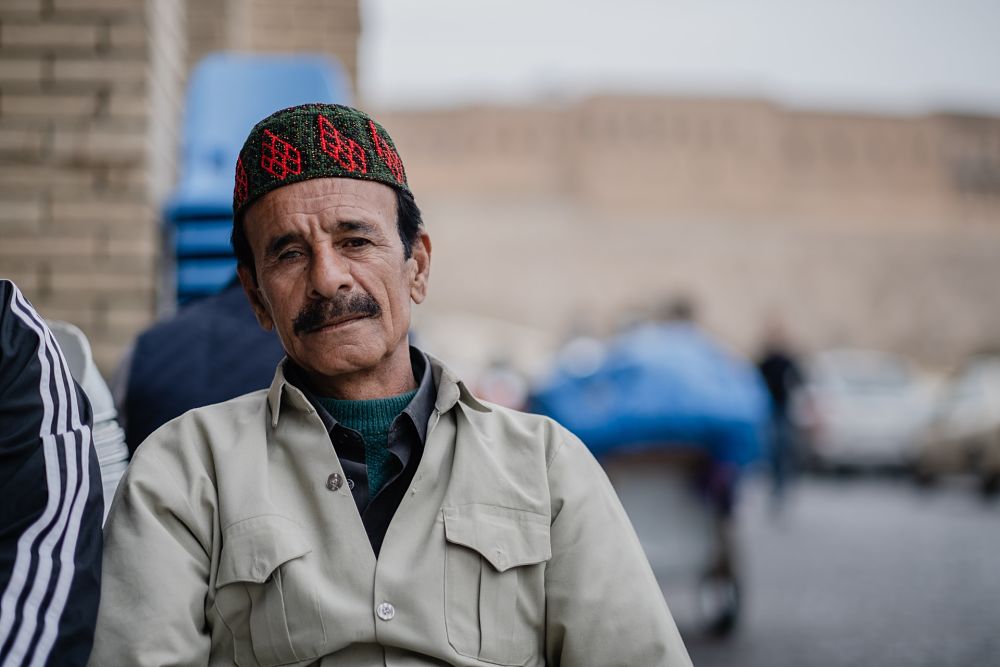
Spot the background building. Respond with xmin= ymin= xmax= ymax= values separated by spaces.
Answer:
xmin=0 ymin=0 xmax=998 ymax=375
xmin=385 ymin=98 xmax=1000 ymax=369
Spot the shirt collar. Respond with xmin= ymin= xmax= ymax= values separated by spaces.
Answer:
xmin=265 ymin=346 xmax=490 ymax=430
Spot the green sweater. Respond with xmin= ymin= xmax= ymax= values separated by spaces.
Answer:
xmin=316 ymin=390 xmax=416 ymax=496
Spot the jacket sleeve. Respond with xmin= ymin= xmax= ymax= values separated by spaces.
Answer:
xmin=0 ymin=279 xmax=103 ymax=667
xmin=543 ymin=430 xmax=693 ymax=667
xmin=88 ymin=439 xmax=214 ymax=666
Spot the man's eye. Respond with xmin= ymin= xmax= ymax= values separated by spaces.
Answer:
xmin=278 ymin=249 xmax=304 ymax=260
xmin=344 ymin=238 xmax=371 ymax=248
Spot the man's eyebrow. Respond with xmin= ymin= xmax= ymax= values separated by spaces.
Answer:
xmin=336 ymin=220 xmax=379 ymax=234
xmin=266 ymin=233 xmax=299 ymax=257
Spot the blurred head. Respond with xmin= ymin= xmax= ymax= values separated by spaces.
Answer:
xmin=231 ymin=104 xmax=431 ymax=395
xmin=660 ymin=295 xmax=697 ymax=323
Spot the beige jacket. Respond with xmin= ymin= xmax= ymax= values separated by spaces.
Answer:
xmin=90 ymin=356 xmax=692 ymax=667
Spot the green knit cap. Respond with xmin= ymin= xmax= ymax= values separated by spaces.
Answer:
xmin=233 ymin=103 xmax=410 ymax=218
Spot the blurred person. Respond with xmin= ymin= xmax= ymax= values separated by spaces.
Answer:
xmin=0 ymin=280 xmax=104 ymax=666
xmin=756 ymin=317 xmax=805 ymax=506
xmin=90 ymin=104 xmax=692 ymax=666
xmin=533 ymin=295 xmax=768 ymax=635
xmin=658 ymin=294 xmax=743 ymax=518
xmin=474 ymin=356 xmax=529 ymax=410
xmin=113 ymin=277 xmax=285 ymax=454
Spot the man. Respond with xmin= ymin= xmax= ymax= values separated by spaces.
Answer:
xmin=757 ymin=318 xmax=805 ymax=507
xmin=0 ymin=280 xmax=104 ymax=666
xmin=91 ymin=104 xmax=692 ymax=666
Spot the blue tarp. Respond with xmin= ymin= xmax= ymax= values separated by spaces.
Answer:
xmin=532 ymin=323 xmax=769 ymax=465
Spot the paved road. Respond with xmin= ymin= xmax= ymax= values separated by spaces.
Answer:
xmin=673 ymin=475 xmax=1000 ymax=667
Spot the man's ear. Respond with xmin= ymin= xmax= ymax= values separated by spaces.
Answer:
xmin=409 ymin=231 xmax=432 ymax=305
xmin=237 ymin=265 xmax=275 ymax=331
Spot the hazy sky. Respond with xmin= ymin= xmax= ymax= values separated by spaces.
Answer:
xmin=359 ymin=0 xmax=1000 ymax=114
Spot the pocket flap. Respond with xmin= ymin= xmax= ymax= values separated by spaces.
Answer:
xmin=216 ymin=515 xmax=313 ymax=587
xmin=443 ymin=504 xmax=551 ymax=573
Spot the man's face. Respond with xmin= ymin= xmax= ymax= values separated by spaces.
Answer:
xmin=238 ymin=178 xmax=431 ymax=392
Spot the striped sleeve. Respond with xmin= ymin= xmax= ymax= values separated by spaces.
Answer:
xmin=0 ymin=280 xmax=103 ymax=667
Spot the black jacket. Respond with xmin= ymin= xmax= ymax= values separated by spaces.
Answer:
xmin=121 ymin=282 xmax=285 ymax=452
xmin=0 ymin=279 xmax=103 ymax=666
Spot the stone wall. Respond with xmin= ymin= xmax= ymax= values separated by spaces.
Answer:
xmin=381 ymin=97 xmax=1000 ymax=223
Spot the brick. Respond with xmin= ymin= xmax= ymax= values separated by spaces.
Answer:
xmin=102 ymin=163 xmax=148 ymax=191
xmin=103 ymin=91 xmax=146 ymax=119
xmin=39 ymin=304 xmax=97 ymax=329
xmin=107 ymin=22 xmax=145 ymax=50
xmin=103 ymin=304 xmax=152 ymax=331
xmin=51 ymin=125 xmax=146 ymax=164
xmin=50 ymin=198 xmax=149 ymax=223
xmin=86 ymin=219 xmax=158 ymax=242
xmin=0 ymin=233 xmax=98 ymax=257
xmin=52 ymin=58 xmax=146 ymax=86
xmin=1 ymin=22 xmax=101 ymax=50
xmin=102 ymin=236 xmax=157 ymax=258
xmin=0 ymin=198 xmax=44 ymax=228
xmin=51 ymin=0 xmax=141 ymax=15
xmin=0 ymin=126 xmax=47 ymax=157
xmin=49 ymin=266 xmax=155 ymax=292
xmin=0 ymin=58 xmax=44 ymax=83
xmin=0 ymin=266 xmax=41 ymax=292
xmin=0 ymin=0 xmax=44 ymax=17
xmin=1 ymin=91 xmax=99 ymax=119
xmin=0 ymin=163 xmax=96 ymax=190
xmin=92 ymin=340 xmax=129 ymax=376
xmin=41 ymin=252 xmax=152 ymax=274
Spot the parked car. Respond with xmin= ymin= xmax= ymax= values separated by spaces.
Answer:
xmin=792 ymin=349 xmax=937 ymax=470
xmin=915 ymin=355 xmax=1000 ymax=494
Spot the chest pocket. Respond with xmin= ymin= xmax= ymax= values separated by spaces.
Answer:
xmin=213 ymin=515 xmax=326 ymax=667
xmin=443 ymin=504 xmax=551 ymax=666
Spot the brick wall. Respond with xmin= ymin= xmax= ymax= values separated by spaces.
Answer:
xmin=0 ymin=0 xmax=156 ymax=374
xmin=186 ymin=0 xmax=359 ymax=93
xmin=0 ymin=0 xmax=361 ymax=376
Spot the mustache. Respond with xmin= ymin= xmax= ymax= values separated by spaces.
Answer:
xmin=292 ymin=292 xmax=382 ymax=336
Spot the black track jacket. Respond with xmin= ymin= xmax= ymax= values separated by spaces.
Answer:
xmin=0 ymin=280 xmax=102 ymax=666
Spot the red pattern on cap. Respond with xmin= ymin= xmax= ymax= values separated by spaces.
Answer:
xmin=318 ymin=114 xmax=368 ymax=174
xmin=368 ymin=120 xmax=405 ymax=185
xmin=260 ymin=129 xmax=302 ymax=179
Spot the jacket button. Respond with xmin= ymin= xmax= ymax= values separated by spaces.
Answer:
xmin=376 ymin=602 xmax=395 ymax=621
xmin=326 ymin=472 xmax=343 ymax=491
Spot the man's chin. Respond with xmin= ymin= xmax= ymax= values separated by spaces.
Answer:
xmin=292 ymin=337 xmax=383 ymax=374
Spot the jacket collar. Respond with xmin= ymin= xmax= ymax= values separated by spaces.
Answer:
xmin=266 ymin=347 xmax=490 ymax=429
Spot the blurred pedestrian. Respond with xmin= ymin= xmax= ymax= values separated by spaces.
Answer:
xmin=90 ymin=104 xmax=692 ymax=666
xmin=113 ymin=277 xmax=285 ymax=454
xmin=0 ymin=280 xmax=103 ymax=666
xmin=757 ymin=318 xmax=805 ymax=507
xmin=474 ymin=356 xmax=529 ymax=410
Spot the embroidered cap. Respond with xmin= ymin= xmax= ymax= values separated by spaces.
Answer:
xmin=233 ymin=103 xmax=410 ymax=218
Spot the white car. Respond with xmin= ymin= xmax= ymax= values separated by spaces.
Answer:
xmin=793 ymin=349 xmax=938 ymax=470
xmin=916 ymin=355 xmax=1000 ymax=494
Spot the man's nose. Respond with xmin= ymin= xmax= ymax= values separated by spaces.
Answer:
xmin=308 ymin=245 xmax=354 ymax=298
